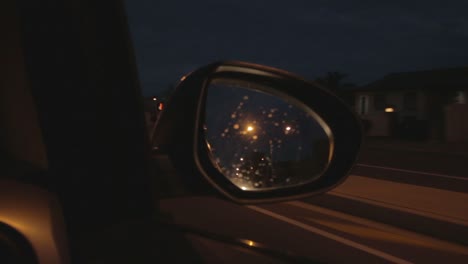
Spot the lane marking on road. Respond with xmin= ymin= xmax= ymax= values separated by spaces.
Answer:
xmin=356 ymin=163 xmax=468 ymax=181
xmin=329 ymin=190 xmax=468 ymax=227
xmin=287 ymin=201 xmax=468 ymax=255
xmin=247 ymin=205 xmax=413 ymax=264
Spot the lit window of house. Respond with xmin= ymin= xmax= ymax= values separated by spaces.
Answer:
xmin=358 ymin=95 xmax=369 ymax=115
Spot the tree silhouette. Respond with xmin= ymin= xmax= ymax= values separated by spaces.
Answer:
xmin=315 ymin=72 xmax=347 ymax=93
xmin=315 ymin=71 xmax=355 ymax=106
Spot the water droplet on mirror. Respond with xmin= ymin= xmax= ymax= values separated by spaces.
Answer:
xmin=204 ymin=80 xmax=332 ymax=191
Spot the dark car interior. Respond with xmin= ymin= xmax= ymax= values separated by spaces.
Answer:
xmin=1 ymin=0 xmax=205 ymax=262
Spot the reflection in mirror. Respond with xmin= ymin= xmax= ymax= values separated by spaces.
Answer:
xmin=204 ymin=78 xmax=333 ymax=191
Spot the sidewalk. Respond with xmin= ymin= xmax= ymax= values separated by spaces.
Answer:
xmin=362 ymin=137 xmax=468 ymax=157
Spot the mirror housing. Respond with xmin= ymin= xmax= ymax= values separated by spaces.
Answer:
xmin=152 ymin=61 xmax=362 ymax=204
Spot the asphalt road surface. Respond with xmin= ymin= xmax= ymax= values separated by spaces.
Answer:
xmin=159 ymin=147 xmax=468 ymax=263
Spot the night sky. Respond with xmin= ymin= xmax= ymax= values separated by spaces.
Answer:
xmin=124 ymin=0 xmax=468 ymax=96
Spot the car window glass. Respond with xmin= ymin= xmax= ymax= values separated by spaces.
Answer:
xmin=125 ymin=1 xmax=468 ymax=260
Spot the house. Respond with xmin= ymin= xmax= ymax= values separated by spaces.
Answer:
xmin=351 ymin=67 xmax=468 ymax=141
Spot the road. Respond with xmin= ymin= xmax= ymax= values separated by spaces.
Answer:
xmin=159 ymin=146 xmax=468 ymax=263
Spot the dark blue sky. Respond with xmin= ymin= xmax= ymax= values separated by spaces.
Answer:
xmin=125 ymin=0 xmax=468 ymax=96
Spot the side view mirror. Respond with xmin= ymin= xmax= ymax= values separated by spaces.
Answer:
xmin=152 ymin=61 xmax=362 ymax=204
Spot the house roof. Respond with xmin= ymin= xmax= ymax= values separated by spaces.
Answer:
xmin=356 ymin=67 xmax=468 ymax=92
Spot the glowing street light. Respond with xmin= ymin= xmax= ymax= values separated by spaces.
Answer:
xmin=385 ymin=107 xmax=395 ymax=113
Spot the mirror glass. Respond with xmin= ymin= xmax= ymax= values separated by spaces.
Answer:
xmin=203 ymin=78 xmax=333 ymax=191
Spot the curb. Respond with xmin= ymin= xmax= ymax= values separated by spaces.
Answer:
xmin=303 ymin=193 xmax=468 ymax=247
xmin=362 ymin=145 xmax=468 ymax=158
